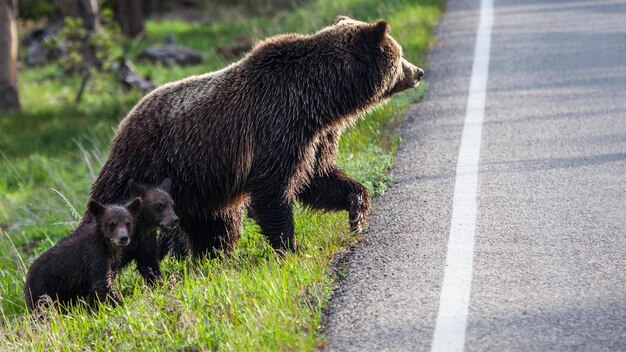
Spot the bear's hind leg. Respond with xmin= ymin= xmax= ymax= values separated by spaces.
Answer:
xmin=183 ymin=207 xmax=244 ymax=258
xmin=249 ymin=193 xmax=296 ymax=253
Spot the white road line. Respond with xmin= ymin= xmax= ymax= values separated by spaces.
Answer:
xmin=430 ymin=0 xmax=493 ymax=351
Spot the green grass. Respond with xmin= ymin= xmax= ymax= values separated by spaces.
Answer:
xmin=0 ymin=0 xmax=442 ymax=350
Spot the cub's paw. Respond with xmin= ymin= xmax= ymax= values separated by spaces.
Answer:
xmin=348 ymin=189 xmax=371 ymax=234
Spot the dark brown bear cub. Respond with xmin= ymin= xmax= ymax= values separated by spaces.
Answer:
xmin=119 ymin=178 xmax=179 ymax=284
xmin=89 ymin=16 xmax=423 ymax=257
xmin=24 ymin=198 xmax=142 ymax=311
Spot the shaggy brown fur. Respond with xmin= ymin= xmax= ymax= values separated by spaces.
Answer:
xmin=24 ymin=198 xmax=142 ymax=312
xmin=89 ymin=16 xmax=423 ymax=257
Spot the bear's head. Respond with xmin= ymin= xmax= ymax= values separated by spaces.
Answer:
xmin=235 ymin=16 xmax=424 ymax=126
xmin=88 ymin=198 xmax=142 ymax=247
xmin=248 ymin=16 xmax=424 ymax=122
xmin=128 ymin=178 xmax=179 ymax=230
xmin=331 ymin=16 xmax=424 ymax=100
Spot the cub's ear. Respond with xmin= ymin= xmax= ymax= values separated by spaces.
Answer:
xmin=128 ymin=179 xmax=146 ymax=196
xmin=334 ymin=15 xmax=352 ymax=24
xmin=159 ymin=178 xmax=172 ymax=193
xmin=87 ymin=200 xmax=106 ymax=218
xmin=365 ymin=19 xmax=389 ymax=44
xmin=125 ymin=197 xmax=143 ymax=217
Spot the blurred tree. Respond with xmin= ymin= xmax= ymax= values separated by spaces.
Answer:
xmin=55 ymin=0 xmax=101 ymax=104
xmin=18 ymin=0 xmax=57 ymax=20
xmin=142 ymin=0 xmax=156 ymax=18
xmin=58 ymin=0 xmax=99 ymax=31
xmin=0 ymin=0 xmax=20 ymax=112
xmin=50 ymin=11 xmax=123 ymax=104
xmin=114 ymin=0 xmax=144 ymax=38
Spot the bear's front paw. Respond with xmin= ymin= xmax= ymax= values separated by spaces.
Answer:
xmin=348 ymin=189 xmax=371 ymax=234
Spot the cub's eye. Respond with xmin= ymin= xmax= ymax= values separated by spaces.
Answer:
xmin=126 ymin=222 xmax=131 ymax=228
xmin=156 ymin=203 xmax=165 ymax=211
xmin=109 ymin=222 xmax=116 ymax=231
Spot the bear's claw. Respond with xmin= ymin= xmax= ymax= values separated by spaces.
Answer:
xmin=348 ymin=189 xmax=371 ymax=234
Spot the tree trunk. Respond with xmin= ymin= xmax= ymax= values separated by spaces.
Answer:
xmin=58 ymin=0 xmax=100 ymax=32
xmin=0 ymin=0 xmax=20 ymax=112
xmin=115 ymin=0 xmax=145 ymax=38
xmin=143 ymin=0 xmax=156 ymax=18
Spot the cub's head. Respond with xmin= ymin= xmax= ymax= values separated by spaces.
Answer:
xmin=128 ymin=178 xmax=179 ymax=229
xmin=331 ymin=16 xmax=424 ymax=101
xmin=88 ymin=198 xmax=142 ymax=247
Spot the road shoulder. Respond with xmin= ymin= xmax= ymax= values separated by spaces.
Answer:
xmin=323 ymin=0 xmax=482 ymax=350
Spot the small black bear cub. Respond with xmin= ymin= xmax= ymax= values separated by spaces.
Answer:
xmin=120 ymin=178 xmax=178 ymax=284
xmin=24 ymin=198 xmax=142 ymax=311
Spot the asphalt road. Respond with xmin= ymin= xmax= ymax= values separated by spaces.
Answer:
xmin=324 ymin=0 xmax=626 ymax=351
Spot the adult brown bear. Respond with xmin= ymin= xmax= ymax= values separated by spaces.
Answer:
xmin=89 ymin=16 xmax=423 ymax=257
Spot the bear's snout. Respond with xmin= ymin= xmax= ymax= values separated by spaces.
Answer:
xmin=386 ymin=59 xmax=424 ymax=96
xmin=416 ymin=67 xmax=424 ymax=81
xmin=161 ymin=216 xmax=180 ymax=229
xmin=402 ymin=58 xmax=423 ymax=86
xmin=116 ymin=232 xmax=130 ymax=246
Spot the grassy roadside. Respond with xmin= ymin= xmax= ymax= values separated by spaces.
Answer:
xmin=0 ymin=0 xmax=443 ymax=350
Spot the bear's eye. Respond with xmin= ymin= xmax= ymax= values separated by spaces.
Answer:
xmin=156 ymin=203 xmax=165 ymax=211
xmin=109 ymin=222 xmax=116 ymax=231
xmin=126 ymin=222 xmax=131 ymax=228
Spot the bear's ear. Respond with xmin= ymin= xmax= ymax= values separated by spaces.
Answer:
xmin=125 ymin=197 xmax=143 ymax=217
xmin=364 ymin=19 xmax=389 ymax=45
xmin=159 ymin=178 xmax=172 ymax=193
xmin=87 ymin=200 xmax=106 ymax=218
xmin=334 ymin=15 xmax=351 ymax=24
xmin=128 ymin=179 xmax=146 ymax=196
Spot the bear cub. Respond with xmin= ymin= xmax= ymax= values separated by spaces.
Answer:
xmin=119 ymin=178 xmax=179 ymax=284
xmin=24 ymin=198 xmax=142 ymax=311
